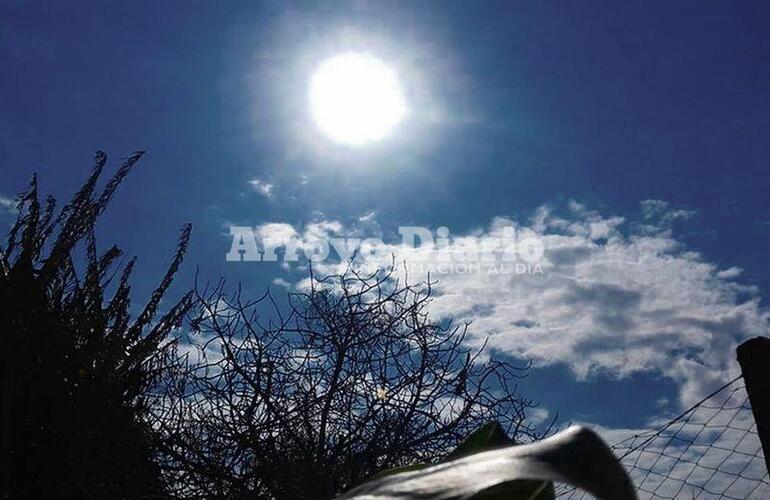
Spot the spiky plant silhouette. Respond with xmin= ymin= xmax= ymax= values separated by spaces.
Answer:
xmin=0 ymin=151 xmax=192 ymax=499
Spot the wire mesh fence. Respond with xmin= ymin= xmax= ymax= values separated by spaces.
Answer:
xmin=556 ymin=376 xmax=770 ymax=499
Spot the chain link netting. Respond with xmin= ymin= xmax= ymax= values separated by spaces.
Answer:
xmin=557 ymin=376 xmax=770 ymax=499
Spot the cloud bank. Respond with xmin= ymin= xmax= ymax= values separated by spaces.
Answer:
xmin=252 ymin=200 xmax=769 ymax=409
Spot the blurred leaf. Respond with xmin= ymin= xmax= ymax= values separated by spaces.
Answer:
xmin=442 ymin=422 xmax=554 ymax=499
xmin=337 ymin=426 xmax=637 ymax=500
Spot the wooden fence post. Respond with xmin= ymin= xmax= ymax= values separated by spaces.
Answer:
xmin=737 ymin=336 xmax=770 ymax=476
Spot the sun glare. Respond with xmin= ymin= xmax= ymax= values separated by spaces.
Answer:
xmin=309 ymin=52 xmax=407 ymax=146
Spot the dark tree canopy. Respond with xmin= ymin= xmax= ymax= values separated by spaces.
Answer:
xmin=0 ymin=152 xmax=192 ymax=499
xmin=155 ymin=267 xmax=547 ymax=499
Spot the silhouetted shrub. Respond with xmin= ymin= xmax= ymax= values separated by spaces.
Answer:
xmin=0 ymin=152 xmax=192 ymax=499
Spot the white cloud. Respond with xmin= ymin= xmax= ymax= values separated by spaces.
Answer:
xmin=248 ymin=178 xmax=275 ymax=199
xmin=358 ymin=211 xmax=377 ymax=223
xmin=272 ymin=277 xmax=292 ymax=289
xmin=717 ymin=267 xmax=744 ymax=279
xmin=640 ymin=199 xmax=695 ymax=223
xmin=527 ymin=407 xmax=551 ymax=427
xmin=256 ymin=222 xmax=298 ymax=244
xmin=0 ymin=195 xmax=18 ymax=215
xmin=258 ymin=201 xmax=770 ymax=410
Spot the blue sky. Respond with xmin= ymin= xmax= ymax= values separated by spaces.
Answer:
xmin=2 ymin=1 xmax=770 ymax=433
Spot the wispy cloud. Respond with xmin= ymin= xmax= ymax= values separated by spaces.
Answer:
xmin=248 ymin=179 xmax=275 ymax=199
xmin=272 ymin=277 xmax=292 ymax=289
xmin=0 ymin=195 xmax=18 ymax=215
xmin=260 ymin=201 xmax=769 ymax=409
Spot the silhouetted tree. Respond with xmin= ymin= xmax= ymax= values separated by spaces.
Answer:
xmin=156 ymin=266 xmax=549 ymax=499
xmin=0 ymin=152 xmax=192 ymax=499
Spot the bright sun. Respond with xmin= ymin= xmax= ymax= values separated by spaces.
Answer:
xmin=309 ymin=53 xmax=407 ymax=146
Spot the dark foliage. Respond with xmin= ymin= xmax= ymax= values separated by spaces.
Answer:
xmin=0 ymin=152 xmax=192 ymax=499
xmin=154 ymin=266 xmax=549 ymax=499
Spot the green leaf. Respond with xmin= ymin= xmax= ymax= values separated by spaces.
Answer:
xmin=367 ymin=463 xmax=429 ymax=481
xmin=443 ymin=421 xmax=512 ymax=462
xmin=468 ymin=479 xmax=555 ymax=500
